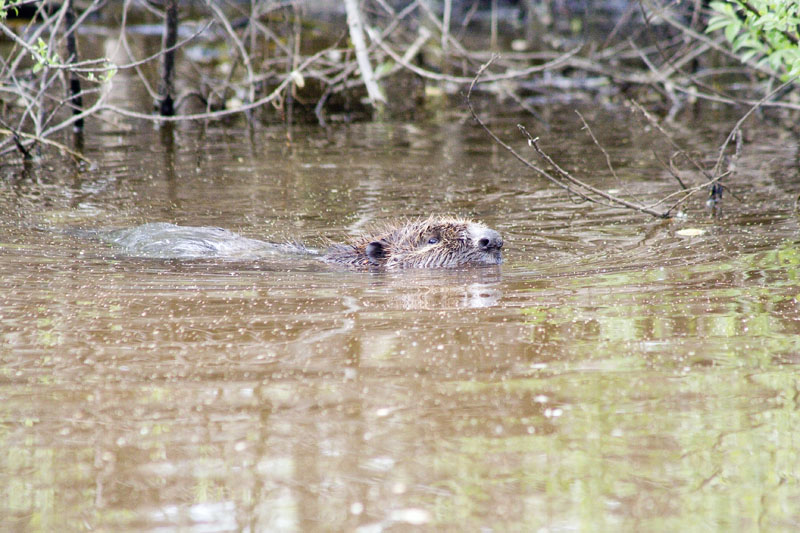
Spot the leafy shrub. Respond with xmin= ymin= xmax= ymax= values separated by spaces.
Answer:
xmin=707 ymin=0 xmax=800 ymax=79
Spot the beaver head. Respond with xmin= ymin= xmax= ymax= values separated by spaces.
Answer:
xmin=324 ymin=216 xmax=503 ymax=269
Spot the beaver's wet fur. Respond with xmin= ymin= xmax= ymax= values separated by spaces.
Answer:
xmin=97 ymin=216 xmax=503 ymax=269
xmin=323 ymin=216 xmax=503 ymax=269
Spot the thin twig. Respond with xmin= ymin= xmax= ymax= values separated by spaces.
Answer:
xmin=575 ymin=110 xmax=625 ymax=189
xmin=664 ymin=151 xmax=689 ymax=189
xmin=628 ymin=98 xmax=713 ymax=180
xmin=0 ymin=117 xmax=33 ymax=160
xmin=517 ymin=124 xmax=668 ymax=217
xmin=208 ymin=0 xmax=256 ymax=107
xmin=467 ymin=58 xmax=673 ymax=218
xmin=375 ymin=38 xmax=581 ymax=84
xmin=662 ymin=173 xmax=729 ymax=214
xmin=711 ymin=76 xmax=799 ymax=177
xmin=465 ymin=56 xmax=587 ymax=198
xmin=646 ymin=172 xmax=728 ymax=210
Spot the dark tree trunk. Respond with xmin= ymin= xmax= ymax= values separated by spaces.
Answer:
xmin=65 ymin=0 xmax=84 ymax=130
xmin=155 ymin=0 xmax=179 ymax=116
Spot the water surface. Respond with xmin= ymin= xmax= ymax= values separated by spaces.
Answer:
xmin=2 ymin=104 xmax=800 ymax=531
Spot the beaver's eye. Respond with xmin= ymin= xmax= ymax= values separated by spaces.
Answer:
xmin=427 ymin=237 xmax=439 ymax=245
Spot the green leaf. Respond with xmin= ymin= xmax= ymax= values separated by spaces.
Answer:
xmin=724 ymin=20 xmax=742 ymax=43
xmin=707 ymin=15 xmax=731 ymax=33
xmin=709 ymin=1 xmax=735 ymax=16
xmin=769 ymin=50 xmax=785 ymax=70
xmin=740 ymin=49 xmax=760 ymax=63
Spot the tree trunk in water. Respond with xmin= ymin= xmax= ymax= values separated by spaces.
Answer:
xmin=156 ymin=0 xmax=179 ymax=116
xmin=65 ymin=0 xmax=84 ymax=131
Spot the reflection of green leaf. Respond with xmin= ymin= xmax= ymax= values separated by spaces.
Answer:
xmin=520 ymin=239 xmax=800 ymax=367
xmin=429 ymin=359 xmax=800 ymax=529
xmin=519 ymin=306 xmax=548 ymax=322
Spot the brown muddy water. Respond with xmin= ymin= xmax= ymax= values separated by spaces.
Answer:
xmin=2 ymin=104 xmax=800 ymax=532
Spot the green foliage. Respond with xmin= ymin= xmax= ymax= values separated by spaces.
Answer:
xmin=31 ymin=38 xmax=61 ymax=73
xmin=87 ymin=63 xmax=118 ymax=84
xmin=707 ymin=0 xmax=800 ymax=79
xmin=0 ymin=0 xmax=21 ymax=20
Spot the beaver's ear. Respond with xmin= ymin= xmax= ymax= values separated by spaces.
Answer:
xmin=366 ymin=241 xmax=386 ymax=263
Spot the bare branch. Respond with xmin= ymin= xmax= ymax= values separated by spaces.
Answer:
xmin=374 ymin=38 xmax=581 ymax=84
xmin=0 ymin=127 xmax=93 ymax=164
xmin=465 ymin=56 xmax=589 ymax=199
xmin=628 ymin=99 xmax=713 ymax=181
xmin=575 ymin=110 xmax=637 ymax=200
xmin=518 ymin=124 xmax=669 ymax=217
xmin=711 ymin=76 xmax=799 ymax=177
xmin=466 ymin=58 xmax=670 ymax=218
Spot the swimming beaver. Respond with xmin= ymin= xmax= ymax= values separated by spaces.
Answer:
xmin=99 ymin=216 xmax=503 ymax=269
xmin=323 ymin=216 xmax=503 ymax=269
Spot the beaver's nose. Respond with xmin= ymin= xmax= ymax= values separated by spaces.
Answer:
xmin=477 ymin=229 xmax=503 ymax=251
